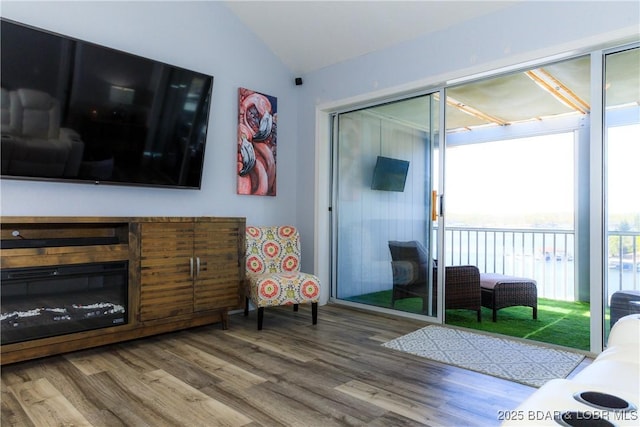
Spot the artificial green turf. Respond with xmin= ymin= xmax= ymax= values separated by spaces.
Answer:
xmin=345 ymin=290 xmax=590 ymax=351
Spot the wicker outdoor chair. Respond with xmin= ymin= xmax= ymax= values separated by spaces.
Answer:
xmin=440 ymin=265 xmax=482 ymax=322
xmin=389 ymin=240 xmax=431 ymax=312
xmin=388 ymin=240 xmax=481 ymax=321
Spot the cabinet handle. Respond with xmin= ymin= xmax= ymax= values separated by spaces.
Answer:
xmin=196 ymin=257 xmax=201 ymax=277
xmin=190 ymin=257 xmax=194 ymax=278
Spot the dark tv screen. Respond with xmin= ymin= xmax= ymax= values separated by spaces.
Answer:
xmin=1 ymin=19 xmax=213 ymax=189
xmin=371 ymin=156 xmax=409 ymax=192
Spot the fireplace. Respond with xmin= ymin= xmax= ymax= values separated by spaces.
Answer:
xmin=1 ymin=261 xmax=128 ymax=345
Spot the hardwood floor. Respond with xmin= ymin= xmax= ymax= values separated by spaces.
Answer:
xmin=1 ymin=304 xmax=580 ymax=426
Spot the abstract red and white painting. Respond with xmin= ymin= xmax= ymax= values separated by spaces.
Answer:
xmin=237 ymin=87 xmax=277 ymax=196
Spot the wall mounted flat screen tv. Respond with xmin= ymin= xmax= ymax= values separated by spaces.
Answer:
xmin=1 ymin=19 xmax=213 ymax=189
xmin=371 ymin=156 xmax=410 ymax=192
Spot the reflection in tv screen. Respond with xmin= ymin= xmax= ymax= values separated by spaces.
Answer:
xmin=1 ymin=19 xmax=213 ymax=189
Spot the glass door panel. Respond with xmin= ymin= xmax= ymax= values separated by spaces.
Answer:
xmin=604 ymin=47 xmax=640 ymax=341
xmin=333 ymin=94 xmax=439 ymax=318
xmin=443 ymin=56 xmax=590 ymax=350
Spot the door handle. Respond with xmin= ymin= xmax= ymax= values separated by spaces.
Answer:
xmin=196 ymin=257 xmax=201 ymax=277
xmin=190 ymin=257 xmax=194 ymax=278
xmin=432 ymin=190 xmax=438 ymax=221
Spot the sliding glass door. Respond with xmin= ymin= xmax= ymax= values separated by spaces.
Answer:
xmin=328 ymin=45 xmax=638 ymax=352
xmin=441 ymin=56 xmax=591 ymax=350
xmin=332 ymin=94 xmax=440 ymax=319
xmin=604 ymin=46 xmax=640 ymax=341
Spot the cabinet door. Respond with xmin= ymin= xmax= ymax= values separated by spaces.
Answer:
xmin=140 ymin=222 xmax=194 ymax=321
xmin=193 ymin=222 xmax=242 ymax=312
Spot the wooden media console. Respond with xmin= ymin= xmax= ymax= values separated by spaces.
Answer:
xmin=0 ymin=216 xmax=246 ymax=364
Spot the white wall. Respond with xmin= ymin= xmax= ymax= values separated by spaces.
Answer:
xmin=0 ymin=1 xmax=299 ymax=229
xmin=2 ymin=1 xmax=639 ymax=306
xmin=295 ymin=1 xmax=639 ymax=302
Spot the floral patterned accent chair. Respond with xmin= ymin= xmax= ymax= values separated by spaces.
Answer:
xmin=245 ymin=225 xmax=320 ymax=330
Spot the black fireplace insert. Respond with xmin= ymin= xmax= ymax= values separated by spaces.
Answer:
xmin=1 ymin=261 xmax=128 ymax=345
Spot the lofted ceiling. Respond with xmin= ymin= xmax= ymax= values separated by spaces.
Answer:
xmin=225 ymin=1 xmax=639 ymax=131
xmin=224 ymin=1 xmax=519 ymax=75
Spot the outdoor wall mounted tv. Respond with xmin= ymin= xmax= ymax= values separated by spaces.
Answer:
xmin=371 ymin=156 xmax=410 ymax=192
xmin=1 ymin=19 xmax=213 ymax=189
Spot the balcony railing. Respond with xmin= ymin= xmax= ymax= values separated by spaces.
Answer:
xmin=608 ymin=230 xmax=640 ymax=295
xmin=437 ymin=226 xmax=639 ymax=301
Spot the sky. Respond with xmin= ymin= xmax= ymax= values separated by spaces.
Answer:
xmin=607 ymin=123 xmax=640 ymax=215
xmin=445 ymin=133 xmax=575 ymax=216
xmin=443 ymin=123 xmax=640 ymax=227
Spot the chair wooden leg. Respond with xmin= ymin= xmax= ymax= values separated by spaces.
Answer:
xmin=477 ymin=309 xmax=482 ymax=322
xmin=293 ymin=304 xmax=299 ymax=312
xmin=257 ymin=307 xmax=264 ymax=330
xmin=221 ymin=311 xmax=229 ymax=330
xmin=312 ymin=302 xmax=318 ymax=325
xmin=244 ymin=297 xmax=249 ymax=316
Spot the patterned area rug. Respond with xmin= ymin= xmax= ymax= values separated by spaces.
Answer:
xmin=382 ymin=325 xmax=584 ymax=387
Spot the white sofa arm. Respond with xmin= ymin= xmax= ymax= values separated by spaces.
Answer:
xmin=59 ymin=127 xmax=84 ymax=177
xmin=60 ymin=127 xmax=81 ymax=142
xmin=608 ymin=314 xmax=640 ymax=347
xmin=502 ymin=314 xmax=640 ymax=426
